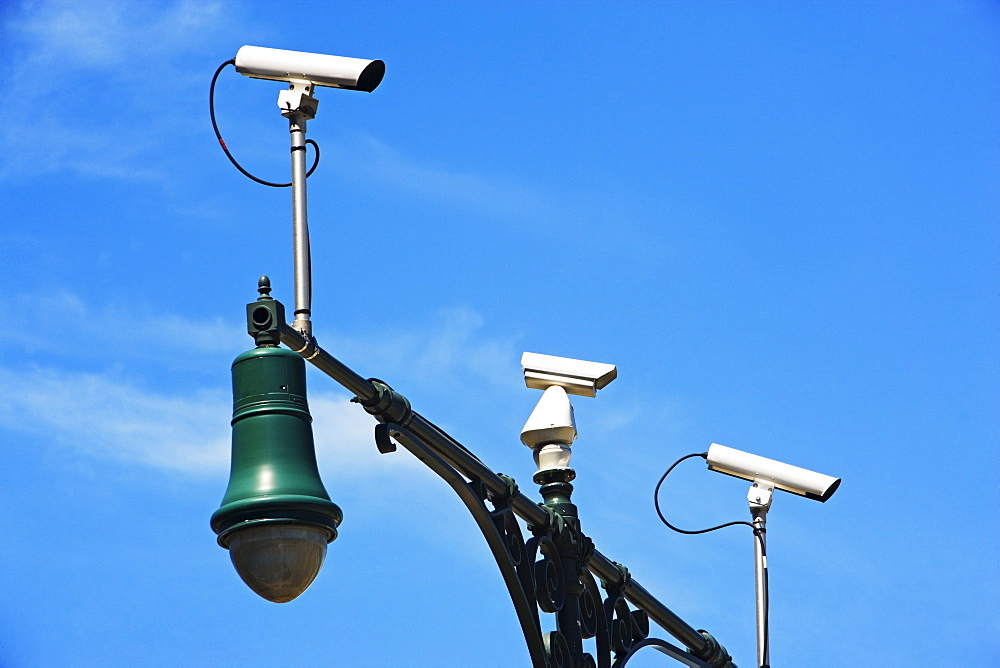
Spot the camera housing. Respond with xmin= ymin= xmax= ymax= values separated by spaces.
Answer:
xmin=521 ymin=352 xmax=617 ymax=398
xmin=706 ymin=443 xmax=841 ymax=502
xmin=235 ymin=45 xmax=385 ymax=92
xmin=520 ymin=385 xmax=577 ymax=451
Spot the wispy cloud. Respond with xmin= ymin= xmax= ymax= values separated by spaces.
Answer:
xmin=311 ymin=392 xmax=428 ymax=479
xmin=325 ymin=306 xmax=523 ymax=389
xmin=326 ymin=135 xmax=642 ymax=234
xmin=6 ymin=0 xmax=225 ymax=72
xmin=1 ymin=287 xmax=646 ymax=482
xmin=0 ymin=0 xmax=230 ymax=181
xmin=4 ymin=290 xmax=246 ymax=367
xmin=5 ymin=290 xmax=524 ymax=388
xmin=0 ymin=291 xmax=542 ymax=476
xmin=332 ymin=136 xmax=569 ymax=226
xmin=0 ymin=363 xmax=406 ymax=477
xmin=0 ymin=364 xmax=232 ymax=473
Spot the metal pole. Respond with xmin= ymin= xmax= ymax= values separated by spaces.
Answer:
xmin=289 ymin=112 xmax=312 ymax=337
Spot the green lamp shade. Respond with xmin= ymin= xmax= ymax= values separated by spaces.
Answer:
xmin=211 ymin=346 xmax=342 ymax=603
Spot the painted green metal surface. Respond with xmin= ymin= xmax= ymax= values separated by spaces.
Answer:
xmin=211 ymin=345 xmax=342 ymax=547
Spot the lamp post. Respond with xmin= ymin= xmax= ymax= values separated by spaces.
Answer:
xmin=207 ymin=46 xmax=737 ymax=668
xmin=209 ymin=284 xmax=341 ymax=603
xmin=212 ymin=278 xmax=736 ymax=668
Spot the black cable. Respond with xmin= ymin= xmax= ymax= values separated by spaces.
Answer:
xmin=754 ymin=524 xmax=770 ymax=668
xmin=653 ymin=453 xmax=757 ymax=535
xmin=209 ymin=59 xmax=320 ymax=187
xmin=654 ymin=452 xmax=770 ymax=668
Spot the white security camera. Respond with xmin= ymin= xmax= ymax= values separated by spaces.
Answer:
xmin=521 ymin=385 xmax=577 ymax=449
xmin=521 ymin=352 xmax=617 ymax=398
xmin=706 ymin=443 xmax=841 ymax=502
xmin=235 ymin=45 xmax=385 ymax=92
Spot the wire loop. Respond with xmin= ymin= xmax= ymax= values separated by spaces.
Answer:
xmin=653 ymin=451 xmax=769 ymax=668
xmin=209 ymin=59 xmax=321 ymax=187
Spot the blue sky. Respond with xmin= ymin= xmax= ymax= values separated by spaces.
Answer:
xmin=0 ymin=1 xmax=997 ymax=666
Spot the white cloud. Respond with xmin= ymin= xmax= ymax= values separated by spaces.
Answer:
xmin=325 ymin=305 xmax=522 ymax=389
xmin=0 ymin=364 xmax=231 ymax=473
xmin=346 ymin=138 xmax=567 ymax=221
xmin=5 ymin=290 xmax=523 ymax=388
xmin=6 ymin=0 xmax=225 ymax=71
xmin=4 ymin=290 xmax=247 ymax=365
xmin=0 ymin=292 xmax=533 ymax=477
xmin=14 ymin=1 xmax=124 ymax=68
xmin=8 ymin=121 xmax=165 ymax=181
xmin=0 ymin=362 xmax=417 ymax=478
xmin=322 ymin=134 xmax=647 ymax=236
xmin=310 ymin=391 xmax=427 ymax=478
xmin=0 ymin=289 xmax=641 ymax=482
xmin=330 ymin=136 xmax=577 ymax=227
xmin=0 ymin=0 xmax=230 ymax=181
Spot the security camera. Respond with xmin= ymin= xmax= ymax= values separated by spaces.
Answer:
xmin=235 ymin=45 xmax=385 ymax=92
xmin=520 ymin=385 xmax=577 ymax=476
xmin=521 ymin=385 xmax=577 ymax=450
xmin=706 ymin=443 xmax=841 ymax=502
xmin=521 ymin=352 xmax=617 ymax=398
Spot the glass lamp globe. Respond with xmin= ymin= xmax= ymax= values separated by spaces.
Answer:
xmin=226 ymin=523 xmax=330 ymax=603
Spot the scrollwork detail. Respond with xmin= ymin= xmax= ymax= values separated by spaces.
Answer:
xmin=611 ymin=598 xmax=635 ymax=655
xmin=543 ymin=631 xmax=571 ymax=668
xmin=527 ymin=535 xmax=566 ymax=613
xmin=579 ymin=580 xmax=599 ymax=640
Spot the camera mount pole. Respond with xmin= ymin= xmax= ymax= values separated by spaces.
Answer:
xmin=278 ymin=81 xmax=320 ymax=337
xmin=748 ymin=480 xmax=773 ymax=668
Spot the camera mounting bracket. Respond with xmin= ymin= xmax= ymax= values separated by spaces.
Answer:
xmin=278 ymin=80 xmax=319 ymax=121
xmin=747 ymin=478 xmax=774 ymax=512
